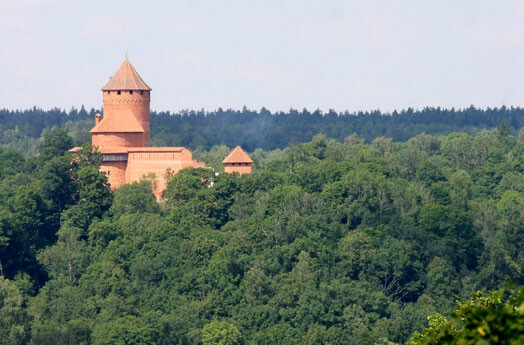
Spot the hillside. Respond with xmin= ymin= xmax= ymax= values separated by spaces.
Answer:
xmin=1 ymin=126 xmax=524 ymax=344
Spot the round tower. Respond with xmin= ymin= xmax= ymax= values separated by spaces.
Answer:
xmin=91 ymin=59 xmax=152 ymax=148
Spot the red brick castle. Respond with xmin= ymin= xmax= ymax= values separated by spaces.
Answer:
xmin=71 ymin=59 xmax=252 ymax=194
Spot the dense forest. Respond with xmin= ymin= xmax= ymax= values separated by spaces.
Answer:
xmin=2 ymin=105 xmax=524 ymax=155
xmin=1 ymin=120 xmax=524 ymax=344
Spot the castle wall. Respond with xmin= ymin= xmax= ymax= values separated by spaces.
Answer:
xmin=103 ymin=90 xmax=150 ymax=146
xmin=224 ymin=163 xmax=252 ymax=175
xmin=125 ymin=149 xmax=206 ymax=195
xmin=100 ymin=161 xmax=127 ymax=189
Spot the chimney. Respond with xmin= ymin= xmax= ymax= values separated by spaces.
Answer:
xmin=95 ymin=113 xmax=102 ymax=124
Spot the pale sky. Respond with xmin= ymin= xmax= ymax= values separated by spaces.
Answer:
xmin=2 ymin=0 xmax=524 ymax=112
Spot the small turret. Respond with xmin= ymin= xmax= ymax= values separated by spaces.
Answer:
xmin=222 ymin=146 xmax=253 ymax=175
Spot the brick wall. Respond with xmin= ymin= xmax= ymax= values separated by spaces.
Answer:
xmin=103 ymin=90 xmax=150 ymax=146
xmin=100 ymin=161 xmax=127 ymax=189
xmin=125 ymin=149 xmax=206 ymax=195
xmin=224 ymin=163 xmax=252 ymax=175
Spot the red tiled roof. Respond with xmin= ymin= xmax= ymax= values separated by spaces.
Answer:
xmin=90 ymin=109 xmax=145 ymax=133
xmin=96 ymin=147 xmax=189 ymax=154
xmin=222 ymin=146 xmax=253 ymax=164
xmin=97 ymin=147 xmax=130 ymax=154
xmin=127 ymin=147 xmax=186 ymax=152
xmin=101 ymin=59 xmax=152 ymax=91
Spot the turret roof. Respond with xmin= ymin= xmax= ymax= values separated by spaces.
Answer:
xmin=90 ymin=109 xmax=145 ymax=133
xmin=222 ymin=146 xmax=253 ymax=164
xmin=101 ymin=59 xmax=152 ymax=91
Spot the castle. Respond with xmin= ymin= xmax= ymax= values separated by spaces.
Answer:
xmin=70 ymin=59 xmax=252 ymax=194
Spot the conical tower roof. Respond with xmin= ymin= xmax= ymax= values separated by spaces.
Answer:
xmin=222 ymin=146 xmax=253 ymax=164
xmin=101 ymin=59 xmax=152 ymax=91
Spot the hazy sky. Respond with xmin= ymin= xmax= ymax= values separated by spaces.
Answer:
xmin=2 ymin=0 xmax=524 ymax=112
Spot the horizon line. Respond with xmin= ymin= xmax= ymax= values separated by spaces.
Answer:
xmin=1 ymin=104 xmax=523 ymax=115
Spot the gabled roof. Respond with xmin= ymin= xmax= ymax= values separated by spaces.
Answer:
xmin=90 ymin=109 xmax=145 ymax=133
xmin=222 ymin=146 xmax=253 ymax=164
xmin=101 ymin=59 xmax=152 ymax=91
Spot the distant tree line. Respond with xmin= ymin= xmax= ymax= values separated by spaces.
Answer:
xmin=1 ymin=105 xmax=524 ymax=154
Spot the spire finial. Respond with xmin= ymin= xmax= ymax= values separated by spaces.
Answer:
xmin=125 ymin=51 xmax=129 ymax=61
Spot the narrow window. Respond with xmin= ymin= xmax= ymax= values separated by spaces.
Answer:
xmin=140 ymin=90 xmax=144 ymax=95
xmin=130 ymin=90 xmax=133 ymax=95
xmin=117 ymin=91 xmax=121 ymax=95
xmin=107 ymin=91 xmax=110 ymax=95
xmin=107 ymin=171 xmax=111 ymax=175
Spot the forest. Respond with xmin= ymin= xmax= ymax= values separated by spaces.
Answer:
xmin=1 ymin=105 xmax=524 ymax=154
xmin=1 ymin=115 xmax=524 ymax=344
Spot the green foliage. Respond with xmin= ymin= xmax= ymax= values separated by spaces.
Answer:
xmin=93 ymin=315 xmax=154 ymax=345
xmin=0 ymin=150 xmax=27 ymax=179
xmin=3 ymin=106 xmax=524 ymax=154
xmin=0 ymin=125 xmax=523 ymax=344
xmin=111 ymin=180 xmax=159 ymax=217
xmin=202 ymin=320 xmax=242 ymax=345
xmin=37 ymin=128 xmax=73 ymax=161
xmin=408 ymin=287 xmax=524 ymax=345
xmin=0 ymin=277 xmax=30 ymax=345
